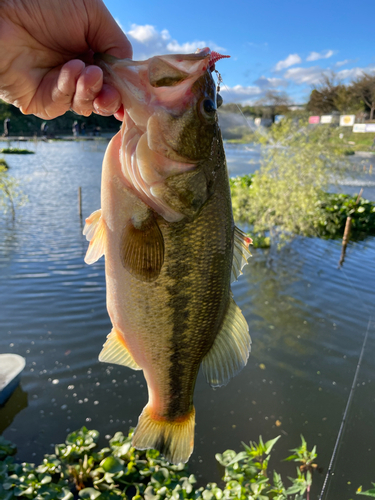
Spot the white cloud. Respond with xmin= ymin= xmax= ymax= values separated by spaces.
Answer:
xmin=274 ymin=54 xmax=301 ymax=72
xmin=254 ymin=76 xmax=288 ymax=88
xmin=337 ymin=66 xmax=375 ymax=81
xmin=219 ymin=85 xmax=263 ymax=104
xmin=125 ymin=23 xmax=224 ymax=60
xmin=284 ymin=66 xmax=324 ymax=85
xmin=306 ymin=50 xmax=335 ymax=61
xmin=335 ymin=59 xmax=350 ymax=68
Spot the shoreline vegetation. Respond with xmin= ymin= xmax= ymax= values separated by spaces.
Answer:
xmin=0 ymin=100 xmax=120 ymax=138
xmin=0 ymin=427 xmax=319 ymax=500
xmin=0 ymin=148 xmax=34 ymax=154
xmin=228 ymin=117 xmax=375 ymax=248
xmin=230 ymin=175 xmax=375 ymax=248
xmin=0 ymin=426 xmax=373 ymax=499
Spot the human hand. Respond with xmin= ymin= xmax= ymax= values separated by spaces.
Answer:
xmin=0 ymin=0 xmax=132 ymax=120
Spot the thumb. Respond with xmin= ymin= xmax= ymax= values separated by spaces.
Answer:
xmin=87 ymin=1 xmax=132 ymax=59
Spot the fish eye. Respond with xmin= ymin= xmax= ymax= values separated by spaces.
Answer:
xmin=203 ymin=99 xmax=216 ymax=114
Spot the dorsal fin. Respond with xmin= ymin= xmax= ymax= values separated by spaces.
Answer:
xmin=231 ymin=226 xmax=252 ymax=283
xmin=202 ymin=296 xmax=251 ymax=387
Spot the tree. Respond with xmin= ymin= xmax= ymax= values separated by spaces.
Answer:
xmin=351 ymin=72 xmax=375 ymax=120
xmin=307 ymin=73 xmax=343 ymax=114
xmin=254 ymin=90 xmax=291 ymax=119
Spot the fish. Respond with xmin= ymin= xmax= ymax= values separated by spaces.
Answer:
xmin=83 ymin=47 xmax=252 ymax=464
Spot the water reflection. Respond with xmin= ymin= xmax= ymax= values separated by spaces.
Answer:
xmin=0 ymin=385 xmax=28 ymax=434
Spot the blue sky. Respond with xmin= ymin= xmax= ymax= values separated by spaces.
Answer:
xmin=103 ymin=0 xmax=375 ymax=105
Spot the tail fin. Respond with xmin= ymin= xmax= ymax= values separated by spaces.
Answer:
xmin=132 ymin=405 xmax=195 ymax=464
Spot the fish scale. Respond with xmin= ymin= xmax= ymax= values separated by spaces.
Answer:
xmin=83 ymin=49 xmax=252 ymax=464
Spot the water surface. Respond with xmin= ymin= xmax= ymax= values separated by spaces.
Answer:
xmin=0 ymin=140 xmax=374 ymax=499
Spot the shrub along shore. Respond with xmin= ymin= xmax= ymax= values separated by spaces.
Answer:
xmin=230 ymin=174 xmax=375 ymax=248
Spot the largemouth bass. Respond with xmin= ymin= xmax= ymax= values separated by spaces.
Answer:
xmin=83 ymin=48 xmax=252 ymax=464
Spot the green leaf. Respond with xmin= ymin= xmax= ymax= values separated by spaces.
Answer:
xmin=79 ymin=487 xmax=102 ymax=499
xmin=226 ymin=451 xmax=248 ymax=466
xmin=357 ymin=484 xmax=375 ymax=497
xmin=101 ymin=456 xmax=125 ymax=474
xmin=264 ymin=435 xmax=281 ymax=455
xmin=40 ymin=474 xmax=52 ymax=484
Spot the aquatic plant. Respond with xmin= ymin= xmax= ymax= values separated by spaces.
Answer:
xmin=228 ymin=117 xmax=357 ymax=246
xmin=230 ymin=175 xmax=375 ymax=247
xmin=357 ymin=484 xmax=375 ymax=497
xmin=0 ymin=427 xmax=320 ymax=500
xmin=0 ymin=165 xmax=28 ymax=219
xmin=0 ymin=148 xmax=34 ymax=154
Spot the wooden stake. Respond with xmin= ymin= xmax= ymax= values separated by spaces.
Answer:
xmin=78 ymin=187 xmax=82 ymax=217
xmin=338 ymin=189 xmax=363 ymax=267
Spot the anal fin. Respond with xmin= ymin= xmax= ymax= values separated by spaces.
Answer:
xmin=99 ymin=328 xmax=141 ymax=370
xmin=231 ymin=226 xmax=252 ymax=283
xmin=202 ymin=296 xmax=251 ymax=387
xmin=83 ymin=209 xmax=106 ymax=264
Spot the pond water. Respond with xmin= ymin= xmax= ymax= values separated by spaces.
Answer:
xmin=0 ymin=139 xmax=375 ymax=499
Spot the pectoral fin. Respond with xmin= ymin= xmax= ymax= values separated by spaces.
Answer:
xmin=202 ymin=296 xmax=251 ymax=387
xmin=121 ymin=212 xmax=164 ymax=282
xmin=83 ymin=209 xmax=106 ymax=264
xmin=99 ymin=328 xmax=141 ymax=370
xmin=231 ymin=226 xmax=252 ymax=283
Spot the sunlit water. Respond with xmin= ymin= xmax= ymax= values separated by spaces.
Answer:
xmin=0 ymin=139 xmax=374 ymax=499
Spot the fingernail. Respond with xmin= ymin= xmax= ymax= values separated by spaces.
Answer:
xmin=93 ymin=103 xmax=113 ymax=116
xmin=85 ymin=66 xmax=102 ymax=93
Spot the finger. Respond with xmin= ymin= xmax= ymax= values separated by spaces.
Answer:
xmin=88 ymin=2 xmax=133 ymax=59
xmin=32 ymin=59 xmax=85 ymax=119
xmin=70 ymin=65 xmax=103 ymax=116
xmin=114 ymin=105 xmax=124 ymax=122
xmin=93 ymin=84 xmax=122 ymax=116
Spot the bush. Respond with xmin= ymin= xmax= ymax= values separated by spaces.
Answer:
xmin=230 ymin=176 xmax=375 ymax=246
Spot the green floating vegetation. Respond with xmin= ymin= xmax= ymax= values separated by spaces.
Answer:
xmin=0 ymin=158 xmax=8 ymax=169
xmin=0 ymin=147 xmax=34 ymax=154
xmin=230 ymin=174 xmax=375 ymax=247
xmin=0 ymin=427 xmax=322 ymax=500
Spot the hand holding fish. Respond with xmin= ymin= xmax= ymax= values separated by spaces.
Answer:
xmin=0 ymin=0 xmax=132 ymax=119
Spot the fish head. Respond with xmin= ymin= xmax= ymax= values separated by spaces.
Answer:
xmin=96 ymin=49 xmax=226 ymax=222
xmin=146 ymin=51 xmax=219 ymax=163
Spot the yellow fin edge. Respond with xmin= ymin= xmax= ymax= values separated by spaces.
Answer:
xmin=99 ymin=328 xmax=141 ymax=370
xmin=132 ymin=405 xmax=195 ymax=464
xmin=202 ymin=296 xmax=251 ymax=387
